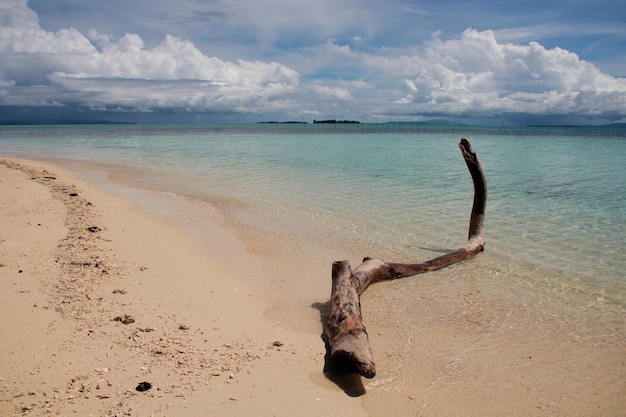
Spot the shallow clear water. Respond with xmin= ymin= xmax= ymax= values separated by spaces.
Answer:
xmin=1 ymin=124 xmax=625 ymax=309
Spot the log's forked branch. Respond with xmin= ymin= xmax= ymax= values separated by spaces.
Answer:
xmin=351 ymin=138 xmax=487 ymax=294
xmin=460 ymin=137 xmax=487 ymax=244
xmin=325 ymin=138 xmax=487 ymax=378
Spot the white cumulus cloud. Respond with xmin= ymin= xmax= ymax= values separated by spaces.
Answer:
xmin=353 ymin=29 xmax=626 ymax=119
xmin=1 ymin=0 xmax=625 ymax=124
xmin=0 ymin=0 xmax=299 ymax=113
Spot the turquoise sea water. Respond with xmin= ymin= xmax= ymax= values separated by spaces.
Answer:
xmin=1 ymin=124 xmax=625 ymax=314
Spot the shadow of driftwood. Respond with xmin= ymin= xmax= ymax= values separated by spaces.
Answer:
xmin=418 ymin=246 xmax=456 ymax=254
xmin=311 ymin=301 xmax=366 ymax=397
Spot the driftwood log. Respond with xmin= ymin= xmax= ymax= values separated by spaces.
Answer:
xmin=325 ymin=138 xmax=487 ymax=378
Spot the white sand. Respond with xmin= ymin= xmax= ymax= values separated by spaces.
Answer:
xmin=0 ymin=159 xmax=364 ymax=417
xmin=1 ymin=157 xmax=624 ymax=417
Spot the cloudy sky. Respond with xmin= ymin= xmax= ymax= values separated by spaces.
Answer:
xmin=1 ymin=0 xmax=625 ymax=125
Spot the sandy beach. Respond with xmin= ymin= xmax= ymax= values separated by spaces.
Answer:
xmin=0 ymin=158 xmax=366 ymax=417
xmin=1 ymin=157 xmax=625 ymax=417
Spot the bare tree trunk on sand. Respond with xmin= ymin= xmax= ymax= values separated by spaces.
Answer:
xmin=324 ymin=138 xmax=487 ymax=378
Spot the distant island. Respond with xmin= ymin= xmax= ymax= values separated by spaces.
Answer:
xmin=313 ymin=119 xmax=360 ymax=124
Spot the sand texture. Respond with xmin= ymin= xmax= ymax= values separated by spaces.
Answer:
xmin=0 ymin=159 xmax=363 ymax=417
xmin=1 ymin=157 xmax=625 ymax=417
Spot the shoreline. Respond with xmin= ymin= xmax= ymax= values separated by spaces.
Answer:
xmin=2 ymin=157 xmax=625 ymax=416
xmin=0 ymin=158 xmax=364 ymax=417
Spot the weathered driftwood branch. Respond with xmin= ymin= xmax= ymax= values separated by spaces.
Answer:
xmin=325 ymin=138 xmax=487 ymax=378
xmin=326 ymin=260 xmax=376 ymax=377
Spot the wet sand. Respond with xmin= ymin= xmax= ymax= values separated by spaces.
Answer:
xmin=1 ymin=157 xmax=624 ymax=417
xmin=0 ymin=158 xmax=364 ymax=417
